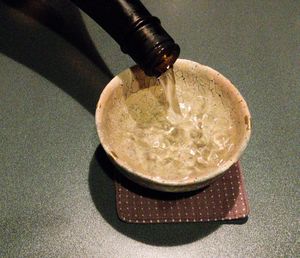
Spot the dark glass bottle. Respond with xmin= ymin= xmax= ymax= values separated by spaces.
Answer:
xmin=71 ymin=0 xmax=180 ymax=77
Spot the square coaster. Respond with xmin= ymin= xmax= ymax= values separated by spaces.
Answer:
xmin=115 ymin=162 xmax=249 ymax=223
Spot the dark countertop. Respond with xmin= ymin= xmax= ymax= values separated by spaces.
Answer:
xmin=1 ymin=1 xmax=299 ymax=257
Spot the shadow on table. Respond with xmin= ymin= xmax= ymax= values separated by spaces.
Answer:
xmin=89 ymin=145 xmax=248 ymax=246
xmin=0 ymin=0 xmax=112 ymax=114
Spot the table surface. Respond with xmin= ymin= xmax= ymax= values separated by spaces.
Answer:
xmin=1 ymin=1 xmax=299 ymax=257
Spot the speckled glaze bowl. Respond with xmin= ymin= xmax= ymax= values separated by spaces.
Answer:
xmin=95 ymin=59 xmax=251 ymax=192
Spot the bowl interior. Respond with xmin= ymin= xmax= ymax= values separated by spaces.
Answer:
xmin=96 ymin=59 xmax=251 ymax=190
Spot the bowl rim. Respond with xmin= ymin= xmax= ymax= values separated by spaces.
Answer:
xmin=95 ymin=59 xmax=251 ymax=188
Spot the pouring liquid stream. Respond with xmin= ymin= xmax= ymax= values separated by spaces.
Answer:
xmin=158 ymin=67 xmax=182 ymax=121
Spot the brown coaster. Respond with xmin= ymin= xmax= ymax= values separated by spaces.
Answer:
xmin=115 ymin=162 xmax=249 ymax=224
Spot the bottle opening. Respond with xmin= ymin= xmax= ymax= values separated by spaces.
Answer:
xmin=146 ymin=43 xmax=180 ymax=77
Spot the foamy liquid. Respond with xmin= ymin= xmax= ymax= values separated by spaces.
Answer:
xmin=115 ymin=68 xmax=236 ymax=181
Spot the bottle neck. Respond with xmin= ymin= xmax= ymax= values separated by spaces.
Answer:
xmin=121 ymin=16 xmax=180 ymax=76
xmin=71 ymin=0 xmax=180 ymax=77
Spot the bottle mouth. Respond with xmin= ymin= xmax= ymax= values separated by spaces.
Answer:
xmin=144 ymin=43 xmax=180 ymax=77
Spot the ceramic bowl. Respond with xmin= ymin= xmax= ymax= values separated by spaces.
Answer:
xmin=95 ymin=59 xmax=251 ymax=192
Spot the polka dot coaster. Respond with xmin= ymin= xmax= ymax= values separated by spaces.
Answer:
xmin=115 ymin=162 xmax=249 ymax=223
